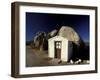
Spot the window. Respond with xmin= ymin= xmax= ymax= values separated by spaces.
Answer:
xmin=56 ymin=41 xmax=61 ymax=49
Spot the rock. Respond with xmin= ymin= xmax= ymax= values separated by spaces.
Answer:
xmin=32 ymin=32 xmax=48 ymax=50
xmin=70 ymin=60 xmax=74 ymax=64
xmin=49 ymin=29 xmax=57 ymax=37
xmin=74 ymin=59 xmax=82 ymax=64
xmin=58 ymin=26 xmax=80 ymax=45
xmin=82 ymin=60 xmax=90 ymax=64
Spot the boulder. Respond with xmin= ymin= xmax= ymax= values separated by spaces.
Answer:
xmin=32 ymin=32 xmax=48 ymax=50
xmin=49 ymin=29 xmax=58 ymax=37
xmin=58 ymin=26 xmax=80 ymax=45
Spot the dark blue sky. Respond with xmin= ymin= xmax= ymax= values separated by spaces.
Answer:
xmin=26 ymin=12 xmax=89 ymax=42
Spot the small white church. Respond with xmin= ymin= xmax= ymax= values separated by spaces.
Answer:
xmin=48 ymin=36 xmax=73 ymax=62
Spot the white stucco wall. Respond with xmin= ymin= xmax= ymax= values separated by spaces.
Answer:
xmin=61 ymin=39 xmax=68 ymax=61
xmin=48 ymin=40 xmax=55 ymax=58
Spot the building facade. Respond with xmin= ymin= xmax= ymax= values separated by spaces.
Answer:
xmin=48 ymin=36 xmax=73 ymax=61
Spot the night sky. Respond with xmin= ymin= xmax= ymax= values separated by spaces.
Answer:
xmin=26 ymin=12 xmax=89 ymax=42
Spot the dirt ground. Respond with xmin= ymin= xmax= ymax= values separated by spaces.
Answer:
xmin=26 ymin=46 xmax=68 ymax=67
xmin=26 ymin=46 xmax=89 ymax=67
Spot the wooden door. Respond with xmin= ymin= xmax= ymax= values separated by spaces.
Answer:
xmin=55 ymin=41 xmax=62 ymax=59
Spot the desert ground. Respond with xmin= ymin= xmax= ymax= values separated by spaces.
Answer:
xmin=26 ymin=46 xmax=89 ymax=67
xmin=26 ymin=46 xmax=68 ymax=67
